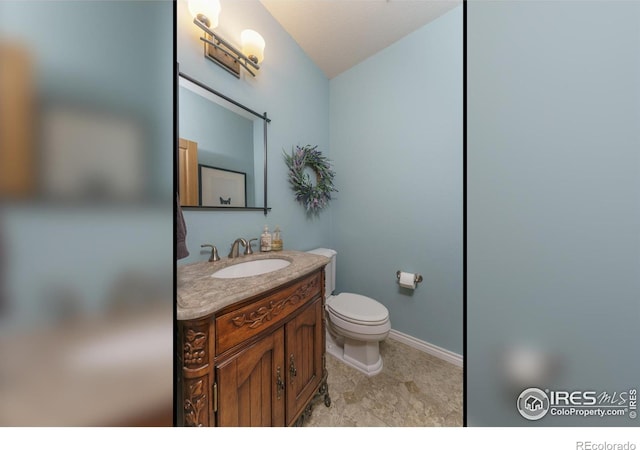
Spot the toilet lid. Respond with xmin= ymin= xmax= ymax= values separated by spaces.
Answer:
xmin=327 ymin=293 xmax=389 ymax=325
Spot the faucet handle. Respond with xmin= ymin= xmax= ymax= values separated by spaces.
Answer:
xmin=246 ymin=238 xmax=258 ymax=255
xmin=201 ymin=244 xmax=220 ymax=262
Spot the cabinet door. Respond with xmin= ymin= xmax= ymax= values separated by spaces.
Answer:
xmin=216 ymin=327 xmax=285 ymax=426
xmin=285 ymin=296 xmax=324 ymax=425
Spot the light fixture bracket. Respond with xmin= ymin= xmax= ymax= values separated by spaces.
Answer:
xmin=193 ymin=18 xmax=260 ymax=78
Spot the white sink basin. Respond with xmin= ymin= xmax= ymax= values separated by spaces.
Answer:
xmin=212 ymin=258 xmax=291 ymax=279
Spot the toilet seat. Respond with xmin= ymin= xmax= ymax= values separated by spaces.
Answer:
xmin=327 ymin=293 xmax=389 ymax=326
xmin=326 ymin=293 xmax=390 ymax=341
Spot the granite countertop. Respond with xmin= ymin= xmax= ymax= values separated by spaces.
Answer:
xmin=177 ymin=250 xmax=329 ymax=320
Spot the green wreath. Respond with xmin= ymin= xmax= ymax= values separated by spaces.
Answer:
xmin=283 ymin=145 xmax=337 ymax=212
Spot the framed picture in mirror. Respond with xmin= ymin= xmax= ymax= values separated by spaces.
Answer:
xmin=198 ymin=165 xmax=246 ymax=207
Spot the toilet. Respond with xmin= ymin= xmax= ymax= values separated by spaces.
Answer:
xmin=307 ymin=248 xmax=391 ymax=376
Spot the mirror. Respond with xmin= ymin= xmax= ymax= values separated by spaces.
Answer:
xmin=178 ymin=72 xmax=270 ymax=214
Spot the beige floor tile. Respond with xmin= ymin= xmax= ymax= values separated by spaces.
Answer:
xmin=304 ymin=338 xmax=463 ymax=427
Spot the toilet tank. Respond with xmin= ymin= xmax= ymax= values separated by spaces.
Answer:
xmin=306 ymin=248 xmax=336 ymax=298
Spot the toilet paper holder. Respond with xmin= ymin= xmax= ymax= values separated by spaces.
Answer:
xmin=396 ymin=271 xmax=423 ymax=284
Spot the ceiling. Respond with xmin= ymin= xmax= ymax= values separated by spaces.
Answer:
xmin=259 ymin=0 xmax=461 ymax=79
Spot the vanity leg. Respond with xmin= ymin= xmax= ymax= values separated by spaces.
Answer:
xmin=293 ymin=403 xmax=314 ymax=427
xmin=292 ymin=374 xmax=331 ymax=426
xmin=319 ymin=380 xmax=331 ymax=407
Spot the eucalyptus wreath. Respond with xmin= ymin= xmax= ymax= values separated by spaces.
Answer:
xmin=283 ymin=145 xmax=337 ymax=212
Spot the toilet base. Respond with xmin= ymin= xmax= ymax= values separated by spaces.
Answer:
xmin=326 ymin=329 xmax=384 ymax=377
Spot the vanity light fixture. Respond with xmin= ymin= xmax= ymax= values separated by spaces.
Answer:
xmin=187 ymin=0 xmax=264 ymax=78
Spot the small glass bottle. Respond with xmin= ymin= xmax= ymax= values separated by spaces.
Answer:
xmin=272 ymin=226 xmax=283 ymax=251
xmin=260 ymin=225 xmax=272 ymax=252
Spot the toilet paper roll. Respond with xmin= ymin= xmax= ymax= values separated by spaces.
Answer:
xmin=398 ymin=271 xmax=416 ymax=290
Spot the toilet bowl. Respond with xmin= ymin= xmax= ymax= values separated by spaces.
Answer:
xmin=307 ymin=248 xmax=391 ymax=376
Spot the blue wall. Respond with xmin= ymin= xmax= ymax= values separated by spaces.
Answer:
xmin=329 ymin=6 xmax=463 ymax=355
xmin=177 ymin=0 xmax=332 ymax=264
xmin=0 ymin=1 xmax=173 ymax=328
xmin=467 ymin=1 xmax=640 ymax=425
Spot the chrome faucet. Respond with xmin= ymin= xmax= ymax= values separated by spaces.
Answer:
xmin=228 ymin=238 xmax=248 ymax=258
xmin=246 ymin=238 xmax=257 ymax=255
xmin=201 ymin=244 xmax=220 ymax=262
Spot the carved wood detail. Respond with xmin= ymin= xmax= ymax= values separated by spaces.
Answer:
xmin=184 ymin=326 xmax=208 ymax=366
xmin=231 ymin=276 xmax=319 ymax=329
xmin=184 ymin=378 xmax=207 ymax=427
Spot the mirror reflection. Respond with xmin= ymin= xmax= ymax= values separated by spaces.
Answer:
xmin=178 ymin=74 xmax=268 ymax=211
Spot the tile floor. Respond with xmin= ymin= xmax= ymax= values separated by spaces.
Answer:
xmin=304 ymin=337 xmax=463 ymax=427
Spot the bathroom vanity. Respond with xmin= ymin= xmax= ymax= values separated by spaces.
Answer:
xmin=177 ymin=250 xmax=331 ymax=426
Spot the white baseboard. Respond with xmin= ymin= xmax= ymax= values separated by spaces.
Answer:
xmin=388 ymin=329 xmax=464 ymax=367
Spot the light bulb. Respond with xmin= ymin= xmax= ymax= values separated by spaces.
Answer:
xmin=241 ymin=29 xmax=265 ymax=64
xmin=187 ymin=0 xmax=221 ymax=29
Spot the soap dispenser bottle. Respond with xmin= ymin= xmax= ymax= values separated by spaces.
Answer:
xmin=272 ymin=226 xmax=283 ymax=251
xmin=260 ymin=225 xmax=272 ymax=252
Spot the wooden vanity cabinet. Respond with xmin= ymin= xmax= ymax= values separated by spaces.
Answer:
xmin=178 ymin=268 xmax=330 ymax=427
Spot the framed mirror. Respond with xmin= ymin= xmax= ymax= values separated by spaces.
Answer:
xmin=178 ymin=72 xmax=270 ymax=214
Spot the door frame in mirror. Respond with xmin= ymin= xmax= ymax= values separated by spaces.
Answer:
xmin=177 ymin=71 xmax=271 ymax=215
